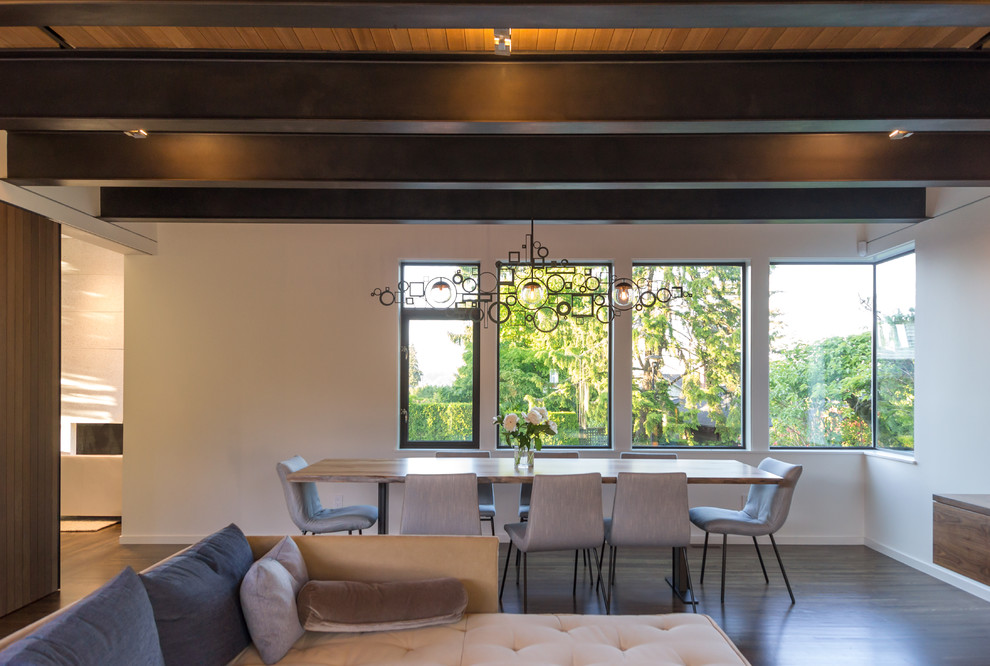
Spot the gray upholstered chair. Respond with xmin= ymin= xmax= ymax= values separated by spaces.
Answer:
xmin=518 ymin=450 xmax=580 ymax=521
xmin=435 ymin=451 xmax=496 ymax=535
xmin=399 ymin=473 xmax=482 ymax=535
xmin=604 ymin=472 xmax=695 ymax=613
xmin=276 ymin=455 xmax=378 ymax=535
xmin=620 ymin=451 xmax=678 ymax=459
xmin=500 ymin=473 xmax=606 ymax=613
xmin=689 ymin=457 xmax=803 ymax=603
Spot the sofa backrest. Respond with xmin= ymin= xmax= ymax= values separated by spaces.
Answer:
xmin=247 ymin=534 xmax=500 ymax=614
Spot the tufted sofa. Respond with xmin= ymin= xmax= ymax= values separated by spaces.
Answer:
xmin=0 ymin=526 xmax=751 ymax=665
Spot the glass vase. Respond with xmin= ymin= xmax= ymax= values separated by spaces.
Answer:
xmin=514 ymin=447 xmax=534 ymax=469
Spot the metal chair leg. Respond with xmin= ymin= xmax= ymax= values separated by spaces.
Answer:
xmin=605 ymin=545 xmax=616 ymax=613
xmin=610 ymin=547 xmax=618 ymax=587
xmin=523 ymin=552 xmax=529 ymax=613
xmin=700 ymin=531 xmax=709 ymax=583
xmin=489 ymin=518 xmax=495 ymax=536
xmin=769 ymin=533 xmax=796 ymax=604
xmin=753 ymin=536 xmax=769 ymax=583
xmin=680 ymin=547 xmax=698 ymax=613
xmin=720 ymin=533 xmax=727 ymax=603
xmin=591 ymin=547 xmax=609 ymax=614
xmin=573 ymin=550 xmax=579 ymax=595
xmin=499 ymin=541 xmax=513 ymax=601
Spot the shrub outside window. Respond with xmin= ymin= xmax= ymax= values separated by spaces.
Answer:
xmin=875 ymin=253 xmax=915 ymax=452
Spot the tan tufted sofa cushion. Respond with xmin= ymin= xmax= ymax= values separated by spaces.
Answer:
xmin=229 ymin=613 xmax=751 ymax=665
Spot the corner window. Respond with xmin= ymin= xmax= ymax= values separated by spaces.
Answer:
xmin=497 ymin=263 xmax=612 ymax=448
xmin=631 ymin=264 xmax=745 ymax=448
xmin=400 ymin=263 xmax=480 ymax=449
xmin=875 ymin=253 xmax=915 ymax=452
xmin=769 ymin=263 xmax=874 ymax=448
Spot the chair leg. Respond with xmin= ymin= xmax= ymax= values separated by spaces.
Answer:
xmin=573 ymin=550 xmax=579 ymax=595
xmin=590 ymin=547 xmax=608 ymax=614
xmin=720 ymin=534 xmax=727 ymax=604
xmin=680 ymin=547 xmax=698 ymax=613
xmin=753 ymin=536 xmax=769 ymax=583
xmin=769 ymin=533 xmax=796 ymax=604
xmin=489 ymin=518 xmax=495 ymax=536
xmin=699 ymin=532 xmax=709 ymax=584
xmin=499 ymin=541 xmax=513 ymax=602
xmin=605 ymin=545 xmax=616 ymax=613
xmin=523 ymin=552 xmax=529 ymax=613
xmin=347 ymin=530 xmax=352 ymax=535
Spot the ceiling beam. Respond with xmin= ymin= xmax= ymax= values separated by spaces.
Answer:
xmin=7 ymin=132 xmax=990 ymax=188
xmin=1 ymin=53 xmax=989 ymax=134
xmin=2 ymin=0 xmax=989 ymax=28
xmin=98 ymin=187 xmax=926 ymax=224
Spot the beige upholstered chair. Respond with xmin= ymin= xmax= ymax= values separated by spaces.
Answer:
xmin=518 ymin=450 xmax=580 ymax=521
xmin=605 ymin=472 xmax=695 ymax=613
xmin=276 ymin=455 xmax=378 ymax=535
xmin=689 ymin=457 xmax=803 ymax=603
xmin=435 ymin=451 xmax=496 ymax=535
xmin=399 ymin=473 xmax=482 ymax=536
xmin=620 ymin=451 xmax=678 ymax=459
xmin=500 ymin=473 xmax=606 ymax=613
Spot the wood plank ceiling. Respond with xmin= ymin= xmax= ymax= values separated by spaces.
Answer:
xmin=2 ymin=26 xmax=988 ymax=51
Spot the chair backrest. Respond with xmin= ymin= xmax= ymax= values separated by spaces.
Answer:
xmin=400 ymin=473 xmax=482 ymax=535
xmin=742 ymin=457 xmax=803 ymax=533
xmin=609 ymin=472 xmax=689 ymax=548
xmin=620 ymin=451 xmax=678 ymax=459
xmin=435 ymin=451 xmax=494 ymax=506
xmin=522 ymin=473 xmax=604 ymax=552
xmin=519 ymin=450 xmax=580 ymax=505
xmin=276 ymin=455 xmax=322 ymax=530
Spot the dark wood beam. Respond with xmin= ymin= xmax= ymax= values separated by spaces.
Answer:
xmin=98 ymin=187 xmax=926 ymax=223
xmin=2 ymin=0 xmax=990 ymax=28
xmin=1 ymin=53 xmax=989 ymax=134
xmin=7 ymin=132 xmax=990 ymax=187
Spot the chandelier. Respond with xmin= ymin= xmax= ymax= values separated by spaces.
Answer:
xmin=371 ymin=221 xmax=689 ymax=331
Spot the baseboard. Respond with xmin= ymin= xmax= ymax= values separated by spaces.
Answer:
xmin=865 ymin=538 xmax=990 ymax=603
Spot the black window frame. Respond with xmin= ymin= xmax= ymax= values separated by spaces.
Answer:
xmin=495 ymin=261 xmax=614 ymax=450
xmin=398 ymin=263 xmax=481 ymax=450
xmin=630 ymin=261 xmax=747 ymax=450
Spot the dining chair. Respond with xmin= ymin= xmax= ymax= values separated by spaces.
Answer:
xmin=518 ymin=450 xmax=580 ymax=521
xmin=604 ymin=472 xmax=695 ymax=613
xmin=435 ymin=451 xmax=496 ymax=535
xmin=688 ymin=457 xmax=803 ymax=603
xmin=500 ymin=473 xmax=606 ymax=613
xmin=276 ymin=455 xmax=378 ymax=535
xmin=620 ymin=451 xmax=678 ymax=459
xmin=399 ymin=473 xmax=482 ymax=535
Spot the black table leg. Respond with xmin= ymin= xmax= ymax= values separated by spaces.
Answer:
xmin=377 ymin=483 xmax=389 ymax=534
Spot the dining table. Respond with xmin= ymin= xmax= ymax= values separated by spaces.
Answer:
xmin=288 ymin=455 xmax=780 ymax=603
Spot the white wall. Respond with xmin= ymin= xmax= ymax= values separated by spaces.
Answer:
xmin=122 ymin=221 xmax=889 ymax=544
xmin=61 ymin=236 xmax=125 ymax=450
xmin=865 ymin=192 xmax=990 ymax=602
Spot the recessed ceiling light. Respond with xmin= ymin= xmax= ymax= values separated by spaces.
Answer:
xmin=888 ymin=129 xmax=913 ymax=140
xmin=124 ymin=129 xmax=148 ymax=139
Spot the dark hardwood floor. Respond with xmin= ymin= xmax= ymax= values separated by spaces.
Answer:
xmin=4 ymin=528 xmax=990 ymax=665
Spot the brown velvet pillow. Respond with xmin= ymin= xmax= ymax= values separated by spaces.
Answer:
xmin=296 ymin=577 xmax=468 ymax=633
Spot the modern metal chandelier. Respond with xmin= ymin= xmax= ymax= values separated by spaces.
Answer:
xmin=372 ymin=221 xmax=689 ymax=331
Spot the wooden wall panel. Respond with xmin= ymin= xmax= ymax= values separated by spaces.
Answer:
xmin=934 ymin=498 xmax=990 ymax=586
xmin=0 ymin=202 xmax=60 ymax=617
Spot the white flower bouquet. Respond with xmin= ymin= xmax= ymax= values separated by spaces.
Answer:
xmin=493 ymin=407 xmax=558 ymax=452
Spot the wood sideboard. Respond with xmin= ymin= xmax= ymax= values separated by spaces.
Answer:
xmin=933 ymin=494 xmax=990 ymax=586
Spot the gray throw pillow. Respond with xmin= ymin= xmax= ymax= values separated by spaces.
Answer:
xmin=239 ymin=558 xmax=306 ymax=665
xmin=297 ymin=577 xmax=468 ymax=633
xmin=237 ymin=536 xmax=308 ymax=665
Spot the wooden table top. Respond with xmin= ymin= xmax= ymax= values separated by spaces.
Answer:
xmin=288 ymin=457 xmax=781 ymax=485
